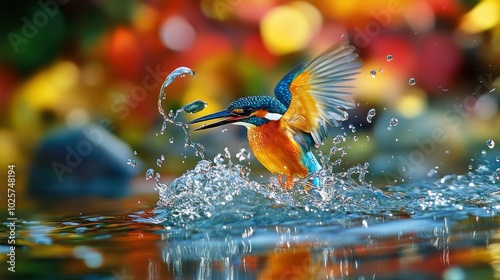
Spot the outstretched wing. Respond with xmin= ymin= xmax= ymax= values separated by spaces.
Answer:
xmin=274 ymin=41 xmax=361 ymax=146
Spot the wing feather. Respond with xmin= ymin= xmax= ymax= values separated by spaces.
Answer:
xmin=274 ymin=41 xmax=361 ymax=145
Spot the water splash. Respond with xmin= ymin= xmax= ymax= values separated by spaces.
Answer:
xmin=150 ymin=150 xmax=500 ymax=236
xmin=153 ymin=154 xmax=388 ymax=230
xmin=157 ymin=67 xmax=206 ymax=158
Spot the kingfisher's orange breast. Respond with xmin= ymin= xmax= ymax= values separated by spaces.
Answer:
xmin=247 ymin=120 xmax=308 ymax=177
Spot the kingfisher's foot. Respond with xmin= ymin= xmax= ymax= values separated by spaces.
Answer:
xmin=285 ymin=175 xmax=295 ymax=190
xmin=277 ymin=174 xmax=295 ymax=190
xmin=277 ymin=174 xmax=286 ymax=189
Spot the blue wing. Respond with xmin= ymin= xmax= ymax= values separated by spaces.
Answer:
xmin=273 ymin=41 xmax=361 ymax=145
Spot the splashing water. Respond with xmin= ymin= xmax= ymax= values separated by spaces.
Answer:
xmin=149 ymin=149 xmax=500 ymax=238
xmin=157 ymin=67 xmax=206 ymax=158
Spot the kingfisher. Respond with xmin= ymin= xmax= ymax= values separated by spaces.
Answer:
xmin=189 ymin=41 xmax=361 ymax=189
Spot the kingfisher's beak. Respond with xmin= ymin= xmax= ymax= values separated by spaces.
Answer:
xmin=188 ymin=110 xmax=247 ymax=131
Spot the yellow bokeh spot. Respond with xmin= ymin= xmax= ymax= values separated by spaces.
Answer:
xmin=260 ymin=2 xmax=321 ymax=55
xmin=132 ymin=4 xmax=158 ymax=32
xmin=395 ymin=88 xmax=427 ymax=118
xmin=460 ymin=0 xmax=500 ymax=33
xmin=23 ymin=60 xmax=79 ymax=109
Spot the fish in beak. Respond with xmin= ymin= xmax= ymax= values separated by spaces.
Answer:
xmin=188 ymin=110 xmax=248 ymax=131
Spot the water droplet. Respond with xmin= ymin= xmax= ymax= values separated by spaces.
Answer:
xmin=494 ymin=168 xmax=500 ymax=180
xmin=468 ymin=164 xmax=473 ymax=170
xmin=157 ymin=155 xmax=165 ymax=167
xmin=133 ymin=150 xmax=137 ymax=155
xmin=386 ymin=54 xmax=393 ymax=61
xmin=496 ymin=156 xmax=500 ymax=162
xmin=366 ymin=135 xmax=370 ymax=141
xmin=214 ymin=154 xmax=224 ymax=165
xmin=353 ymin=136 xmax=358 ymax=141
xmin=366 ymin=108 xmax=376 ymax=123
xmin=370 ymin=69 xmax=376 ymax=78
xmin=389 ymin=118 xmax=399 ymax=127
xmin=224 ymin=194 xmax=233 ymax=201
xmin=348 ymin=124 xmax=356 ymax=133
xmin=445 ymin=150 xmax=450 ymax=154
xmin=145 ymin=168 xmax=155 ymax=180
xmin=409 ymin=78 xmax=416 ymax=86
xmin=236 ymin=148 xmax=251 ymax=162
xmin=379 ymin=68 xmax=383 ymax=73
xmin=336 ymin=111 xmax=348 ymax=122
xmin=126 ymin=159 xmax=137 ymax=167
xmin=486 ymin=139 xmax=495 ymax=149
xmin=169 ymin=137 xmax=174 ymax=144
xmin=224 ymin=147 xmax=231 ymax=160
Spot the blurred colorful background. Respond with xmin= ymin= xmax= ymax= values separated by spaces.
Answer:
xmin=1 ymin=0 xmax=499 ymax=209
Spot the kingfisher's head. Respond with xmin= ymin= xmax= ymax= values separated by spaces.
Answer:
xmin=189 ymin=96 xmax=287 ymax=130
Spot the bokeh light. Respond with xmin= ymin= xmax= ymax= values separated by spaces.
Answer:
xmin=260 ymin=2 xmax=321 ymax=55
xmin=459 ymin=0 xmax=500 ymax=33
xmin=159 ymin=16 xmax=197 ymax=52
